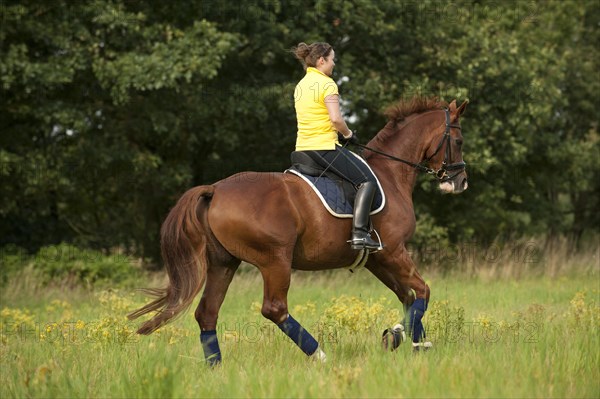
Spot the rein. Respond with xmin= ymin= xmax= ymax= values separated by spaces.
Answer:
xmin=356 ymin=108 xmax=466 ymax=181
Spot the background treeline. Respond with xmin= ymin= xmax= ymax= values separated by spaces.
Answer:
xmin=1 ymin=0 xmax=598 ymax=266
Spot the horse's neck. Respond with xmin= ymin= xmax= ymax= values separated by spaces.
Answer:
xmin=367 ymin=117 xmax=437 ymax=196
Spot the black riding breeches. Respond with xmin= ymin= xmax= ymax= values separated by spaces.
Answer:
xmin=301 ymin=146 xmax=376 ymax=187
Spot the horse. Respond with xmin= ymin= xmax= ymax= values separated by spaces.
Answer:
xmin=128 ymin=96 xmax=468 ymax=364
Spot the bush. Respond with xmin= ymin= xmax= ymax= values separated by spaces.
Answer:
xmin=0 ymin=245 xmax=29 ymax=285
xmin=0 ymin=243 xmax=141 ymax=287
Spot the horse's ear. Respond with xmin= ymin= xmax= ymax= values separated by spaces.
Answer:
xmin=457 ymin=100 xmax=468 ymax=116
xmin=448 ymin=99 xmax=457 ymax=111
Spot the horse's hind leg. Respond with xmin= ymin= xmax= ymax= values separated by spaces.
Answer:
xmin=258 ymin=261 xmax=326 ymax=361
xmin=195 ymin=261 xmax=240 ymax=366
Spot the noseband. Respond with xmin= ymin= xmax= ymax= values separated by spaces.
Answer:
xmin=423 ymin=108 xmax=466 ymax=181
xmin=356 ymin=108 xmax=466 ymax=182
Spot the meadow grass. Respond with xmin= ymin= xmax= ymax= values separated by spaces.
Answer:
xmin=1 ymin=261 xmax=599 ymax=398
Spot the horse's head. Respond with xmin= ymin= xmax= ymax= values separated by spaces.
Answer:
xmin=424 ymin=100 xmax=468 ymax=194
xmin=368 ymin=96 xmax=469 ymax=194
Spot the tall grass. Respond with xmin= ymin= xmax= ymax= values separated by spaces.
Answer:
xmin=1 ymin=241 xmax=598 ymax=397
xmin=412 ymin=235 xmax=599 ymax=280
xmin=1 ymin=250 xmax=599 ymax=398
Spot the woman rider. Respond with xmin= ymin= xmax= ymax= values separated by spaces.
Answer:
xmin=292 ymin=42 xmax=382 ymax=250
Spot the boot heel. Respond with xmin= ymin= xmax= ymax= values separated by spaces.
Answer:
xmin=348 ymin=237 xmax=383 ymax=251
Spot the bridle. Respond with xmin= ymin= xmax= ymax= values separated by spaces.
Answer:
xmin=355 ymin=108 xmax=466 ymax=182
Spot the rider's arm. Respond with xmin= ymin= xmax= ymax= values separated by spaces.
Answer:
xmin=325 ymin=94 xmax=353 ymax=138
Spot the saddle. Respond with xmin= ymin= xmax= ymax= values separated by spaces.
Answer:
xmin=285 ymin=151 xmax=385 ymax=218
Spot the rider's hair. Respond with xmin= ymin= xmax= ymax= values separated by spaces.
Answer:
xmin=292 ymin=42 xmax=333 ymax=70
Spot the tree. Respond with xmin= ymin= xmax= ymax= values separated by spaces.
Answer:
xmin=1 ymin=1 xmax=238 ymax=260
xmin=1 ymin=0 xmax=598 ymax=265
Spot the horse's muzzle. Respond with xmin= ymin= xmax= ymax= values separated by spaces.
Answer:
xmin=439 ymin=174 xmax=468 ymax=194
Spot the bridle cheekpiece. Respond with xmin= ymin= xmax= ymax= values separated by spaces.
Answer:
xmin=355 ymin=108 xmax=466 ymax=182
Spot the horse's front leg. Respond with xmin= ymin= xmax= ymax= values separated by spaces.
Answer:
xmin=368 ymin=246 xmax=431 ymax=350
xmin=258 ymin=261 xmax=327 ymax=361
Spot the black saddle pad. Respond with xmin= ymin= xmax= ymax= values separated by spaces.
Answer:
xmin=286 ymin=152 xmax=385 ymax=218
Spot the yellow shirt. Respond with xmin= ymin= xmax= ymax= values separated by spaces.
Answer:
xmin=294 ymin=67 xmax=340 ymax=151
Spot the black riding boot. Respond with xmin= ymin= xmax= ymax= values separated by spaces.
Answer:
xmin=349 ymin=182 xmax=383 ymax=250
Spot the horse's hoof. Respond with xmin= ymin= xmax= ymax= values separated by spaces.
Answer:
xmin=309 ymin=347 xmax=327 ymax=363
xmin=412 ymin=341 xmax=433 ymax=353
xmin=382 ymin=324 xmax=405 ymax=351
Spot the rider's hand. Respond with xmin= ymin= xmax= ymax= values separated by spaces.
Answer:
xmin=339 ymin=131 xmax=359 ymax=145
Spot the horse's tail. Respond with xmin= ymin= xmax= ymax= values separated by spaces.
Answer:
xmin=128 ymin=185 xmax=215 ymax=335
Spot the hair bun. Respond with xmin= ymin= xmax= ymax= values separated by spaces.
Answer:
xmin=293 ymin=42 xmax=311 ymax=61
xmin=291 ymin=42 xmax=332 ymax=69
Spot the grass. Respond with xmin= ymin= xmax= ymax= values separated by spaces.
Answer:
xmin=1 ymin=260 xmax=599 ymax=398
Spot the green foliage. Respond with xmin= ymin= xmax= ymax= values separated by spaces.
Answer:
xmin=1 ymin=1 xmax=598 ymax=264
xmin=396 ymin=0 xmax=600 ymax=245
xmin=92 ymin=19 xmax=238 ymax=104
xmin=0 ymin=244 xmax=140 ymax=286
xmin=316 ymin=295 xmax=401 ymax=334
xmin=0 ymin=244 xmax=28 ymax=284
xmin=1 ymin=1 xmax=239 ymax=260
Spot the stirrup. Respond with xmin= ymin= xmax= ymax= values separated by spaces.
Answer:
xmin=348 ymin=238 xmax=379 ymax=250
xmin=347 ymin=231 xmax=384 ymax=251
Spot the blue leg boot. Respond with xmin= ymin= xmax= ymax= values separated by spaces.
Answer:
xmin=404 ymin=298 xmax=432 ymax=351
xmin=278 ymin=314 xmax=326 ymax=361
xmin=200 ymin=330 xmax=222 ymax=366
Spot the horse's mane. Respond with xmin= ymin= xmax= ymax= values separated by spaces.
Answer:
xmin=369 ymin=96 xmax=448 ymax=146
xmin=384 ymin=96 xmax=448 ymax=124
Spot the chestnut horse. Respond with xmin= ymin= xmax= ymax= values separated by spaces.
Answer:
xmin=129 ymin=97 xmax=468 ymax=363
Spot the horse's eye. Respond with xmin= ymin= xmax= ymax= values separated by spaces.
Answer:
xmin=455 ymin=139 xmax=463 ymax=147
